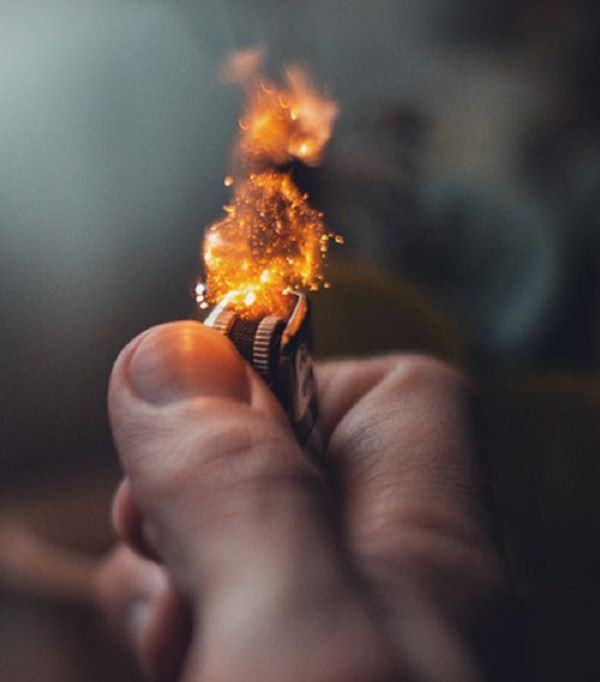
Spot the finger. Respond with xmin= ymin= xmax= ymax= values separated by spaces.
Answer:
xmin=108 ymin=321 xmax=395 ymax=681
xmin=112 ymin=478 xmax=159 ymax=562
xmin=323 ymin=355 xmax=509 ymax=681
xmin=94 ymin=546 xmax=189 ymax=681
xmin=316 ymin=356 xmax=405 ymax=446
xmin=323 ymin=355 xmax=496 ymax=572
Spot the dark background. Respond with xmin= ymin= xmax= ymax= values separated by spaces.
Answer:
xmin=1 ymin=1 xmax=600 ymax=680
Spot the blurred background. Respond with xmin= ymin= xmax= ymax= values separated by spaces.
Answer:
xmin=1 ymin=0 xmax=600 ymax=679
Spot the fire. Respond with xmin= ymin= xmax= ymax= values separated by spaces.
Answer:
xmin=198 ymin=48 xmax=341 ymax=318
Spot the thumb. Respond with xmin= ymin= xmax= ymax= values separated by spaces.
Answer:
xmin=108 ymin=321 xmax=328 ymax=596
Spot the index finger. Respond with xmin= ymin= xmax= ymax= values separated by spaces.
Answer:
xmin=317 ymin=355 xmax=514 ymax=681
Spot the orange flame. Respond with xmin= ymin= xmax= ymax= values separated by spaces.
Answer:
xmin=198 ymin=48 xmax=341 ymax=318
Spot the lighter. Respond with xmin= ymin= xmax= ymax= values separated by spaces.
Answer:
xmin=204 ymin=291 xmax=319 ymax=448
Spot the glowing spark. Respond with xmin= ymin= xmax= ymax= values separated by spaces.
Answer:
xmin=199 ymin=48 xmax=342 ymax=317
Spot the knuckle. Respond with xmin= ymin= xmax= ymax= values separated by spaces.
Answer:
xmin=352 ymin=501 xmax=507 ymax=614
xmin=385 ymin=354 xmax=471 ymax=395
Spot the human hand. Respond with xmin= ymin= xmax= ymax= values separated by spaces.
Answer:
xmin=96 ymin=321 xmax=515 ymax=682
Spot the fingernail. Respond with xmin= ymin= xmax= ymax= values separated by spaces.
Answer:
xmin=127 ymin=600 xmax=152 ymax=645
xmin=126 ymin=322 xmax=250 ymax=406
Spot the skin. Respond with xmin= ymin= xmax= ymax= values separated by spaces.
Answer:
xmin=95 ymin=321 xmax=516 ymax=682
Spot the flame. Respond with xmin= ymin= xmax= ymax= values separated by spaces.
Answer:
xmin=198 ymin=48 xmax=341 ymax=318
xmin=223 ymin=47 xmax=338 ymax=169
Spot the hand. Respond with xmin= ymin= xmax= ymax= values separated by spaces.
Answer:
xmin=95 ymin=321 xmax=516 ymax=682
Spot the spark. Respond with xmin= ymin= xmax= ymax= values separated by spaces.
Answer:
xmin=199 ymin=48 xmax=342 ymax=317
